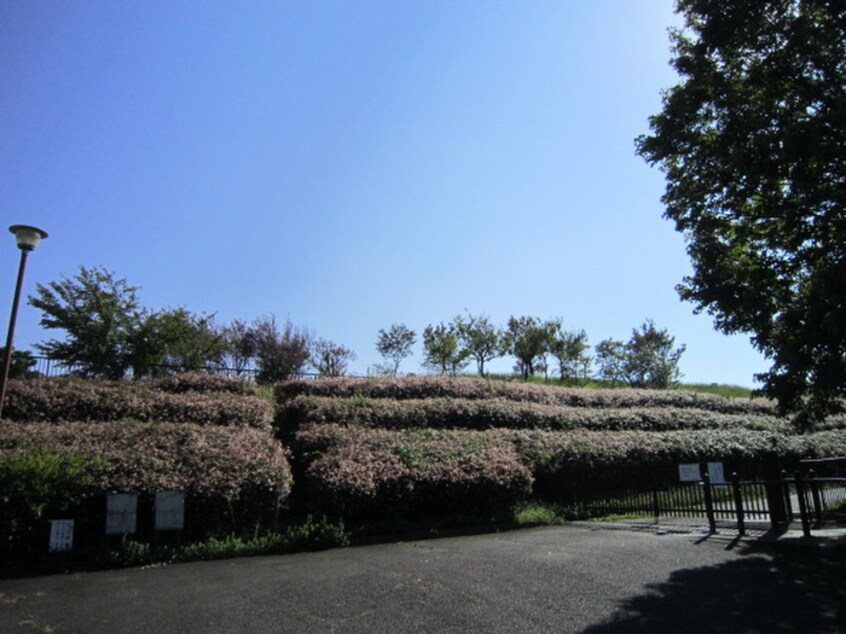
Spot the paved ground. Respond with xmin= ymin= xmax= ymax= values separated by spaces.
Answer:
xmin=1 ymin=524 xmax=844 ymax=633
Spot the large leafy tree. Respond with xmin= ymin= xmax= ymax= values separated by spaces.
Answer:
xmin=311 ymin=338 xmax=356 ymax=377
xmin=548 ymin=322 xmax=591 ymax=385
xmin=29 ymin=266 xmax=143 ymax=379
xmin=250 ymin=315 xmax=312 ymax=383
xmin=636 ymin=1 xmax=846 ymax=422
xmin=594 ymin=321 xmax=686 ymax=389
xmin=503 ymin=316 xmax=556 ymax=380
xmin=454 ymin=313 xmax=503 ymax=376
xmin=375 ymin=323 xmax=416 ymax=377
xmin=422 ymin=322 xmax=468 ymax=375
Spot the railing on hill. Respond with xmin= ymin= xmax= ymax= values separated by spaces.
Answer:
xmin=28 ymin=356 xmax=321 ymax=382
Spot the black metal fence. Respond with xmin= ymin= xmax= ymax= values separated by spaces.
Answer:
xmin=582 ymin=470 xmax=846 ymax=537
xmin=28 ymin=356 xmax=321 ymax=382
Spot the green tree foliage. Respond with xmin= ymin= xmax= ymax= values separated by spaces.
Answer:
xmin=129 ymin=308 xmax=226 ymax=377
xmin=595 ymin=321 xmax=686 ymax=389
xmin=311 ymin=338 xmax=356 ymax=377
xmin=454 ymin=313 xmax=503 ymax=376
xmin=222 ymin=318 xmax=256 ymax=377
xmin=30 ymin=266 xmax=227 ymax=379
xmin=376 ymin=323 xmax=416 ymax=377
xmin=636 ymin=1 xmax=846 ymax=422
xmin=422 ymin=322 xmax=468 ymax=375
xmin=0 ymin=347 xmax=37 ymax=379
xmin=251 ymin=315 xmax=311 ymax=383
xmin=29 ymin=266 xmax=142 ymax=379
xmin=548 ymin=323 xmax=591 ymax=385
xmin=503 ymin=316 xmax=556 ymax=380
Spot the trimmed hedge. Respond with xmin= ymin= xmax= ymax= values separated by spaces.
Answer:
xmin=0 ymin=421 xmax=294 ymax=563
xmin=293 ymin=424 xmax=532 ymax=521
xmin=3 ymin=377 xmax=273 ymax=429
xmin=0 ymin=421 xmax=292 ymax=502
xmin=278 ymin=395 xmax=794 ymax=435
xmin=276 ymin=376 xmax=777 ymax=415
xmin=154 ymin=371 xmax=259 ymax=396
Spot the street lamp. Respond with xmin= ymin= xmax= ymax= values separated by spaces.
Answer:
xmin=0 ymin=225 xmax=48 ymax=420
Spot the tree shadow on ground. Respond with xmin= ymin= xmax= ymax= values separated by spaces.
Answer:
xmin=580 ymin=538 xmax=846 ymax=634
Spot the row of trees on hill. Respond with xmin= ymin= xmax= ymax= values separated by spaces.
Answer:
xmin=375 ymin=316 xmax=686 ymax=389
xmin=26 ymin=266 xmax=355 ymax=382
xmin=24 ymin=266 xmax=685 ymax=388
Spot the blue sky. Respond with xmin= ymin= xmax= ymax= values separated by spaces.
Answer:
xmin=0 ymin=1 xmax=766 ymax=386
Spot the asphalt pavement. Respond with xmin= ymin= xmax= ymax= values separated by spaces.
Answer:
xmin=1 ymin=524 xmax=844 ymax=633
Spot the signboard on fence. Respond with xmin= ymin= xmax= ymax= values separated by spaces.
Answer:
xmin=678 ymin=463 xmax=701 ymax=482
xmin=49 ymin=519 xmax=74 ymax=552
xmin=154 ymin=491 xmax=185 ymax=531
xmin=106 ymin=492 xmax=138 ymax=535
xmin=708 ymin=462 xmax=726 ymax=484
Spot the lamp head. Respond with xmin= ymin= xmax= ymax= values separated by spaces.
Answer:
xmin=9 ymin=225 xmax=48 ymax=252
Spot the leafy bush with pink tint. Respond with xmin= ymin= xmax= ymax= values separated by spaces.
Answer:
xmin=154 ymin=371 xmax=259 ymax=396
xmin=3 ymin=377 xmax=272 ymax=429
xmin=0 ymin=421 xmax=293 ymax=538
xmin=1 ymin=422 xmax=291 ymax=499
xmin=279 ymin=395 xmax=793 ymax=434
xmin=276 ymin=376 xmax=776 ymax=415
xmin=294 ymin=424 xmax=532 ymax=520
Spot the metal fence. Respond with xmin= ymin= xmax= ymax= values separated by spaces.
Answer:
xmin=28 ymin=356 xmax=321 ymax=382
xmin=582 ymin=471 xmax=846 ymax=537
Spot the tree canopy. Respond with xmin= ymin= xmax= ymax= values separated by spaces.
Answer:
xmin=636 ymin=0 xmax=846 ymax=422
xmin=375 ymin=323 xmax=416 ymax=376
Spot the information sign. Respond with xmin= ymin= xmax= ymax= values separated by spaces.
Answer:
xmin=155 ymin=490 xmax=185 ymax=531
xmin=708 ymin=462 xmax=726 ymax=484
xmin=106 ymin=492 xmax=138 ymax=535
xmin=678 ymin=463 xmax=701 ymax=482
xmin=49 ymin=519 xmax=74 ymax=552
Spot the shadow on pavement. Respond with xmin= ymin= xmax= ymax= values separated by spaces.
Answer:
xmin=580 ymin=541 xmax=846 ymax=634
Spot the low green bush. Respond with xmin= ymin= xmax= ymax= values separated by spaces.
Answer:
xmin=154 ymin=372 xmax=259 ymax=396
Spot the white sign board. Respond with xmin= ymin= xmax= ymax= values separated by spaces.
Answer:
xmin=49 ymin=519 xmax=74 ymax=552
xmin=106 ymin=493 xmax=138 ymax=535
xmin=708 ymin=462 xmax=726 ymax=484
xmin=155 ymin=491 xmax=185 ymax=531
xmin=678 ymin=463 xmax=701 ymax=482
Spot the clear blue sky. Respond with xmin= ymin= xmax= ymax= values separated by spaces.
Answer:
xmin=0 ymin=1 xmax=766 ymax=386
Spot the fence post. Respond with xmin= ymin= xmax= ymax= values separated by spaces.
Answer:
xmin=652 ymin=489 xmax=660 ymax=527
xmin=794 ymin=471 xmax=811 ymax=538
xmin=808 ymin=469 xmax=823 ymax=526
xmin=730 ymin=472 xmax=745 ymax=537
xmin=701 ymin=472 xmax=717 ymax=534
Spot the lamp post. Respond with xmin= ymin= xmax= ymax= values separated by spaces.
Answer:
xmin=0 ymin=225 xmax=48 ymax=420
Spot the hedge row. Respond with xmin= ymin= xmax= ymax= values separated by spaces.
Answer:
xmin=292 ymin=423 xmax=846 ymax=511
xmin=278 ymin=395 xmax=796 ymax=434
xmin=276 ymin=376 xmax=776 ymax=415
xmin=3 ymin=377 xmax=273 ymax=429
xmin=0 ymin=421 xmax=292 ymax=500
xmin=154 ymin=371 xmax=259 ymax=396
xmin=293 ymin=424 xmax=532 ymax=520
xmin=0 ymin=421 xmax=293 ymax=565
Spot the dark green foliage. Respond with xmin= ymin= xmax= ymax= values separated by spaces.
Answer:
xmin=503 ymin=316 xmax=556 ymax=379
xmin=595 ymin=321 xmax=686 ymax=389
xmin=636 ymin=0 xmax=846 ymax=423
xmin=28 ymin=266 xmax=228 ymax=379
xmin=375 ymin=323 xmax=416 ymax=376
xmin=422 ymin=322 xmax=468 ymax=375
xmin=0 ymin=347 xmax=37 ymax=379
xmin=453 ymin=313 xmax=504 ymax=376
xmin=29 ymin=266 xmax=141 ymax=379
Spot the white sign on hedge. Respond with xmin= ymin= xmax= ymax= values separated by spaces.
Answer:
xmin=49 ymin=519 xmax=74 ymax=552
